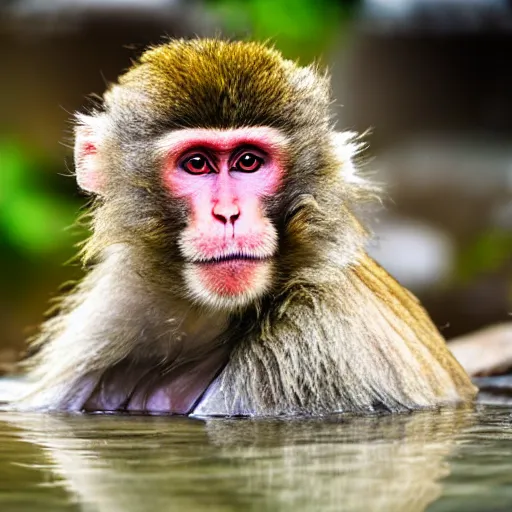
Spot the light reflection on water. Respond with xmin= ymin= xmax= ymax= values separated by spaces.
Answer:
xmin=0 ymin=405 xmax=511 ymax=512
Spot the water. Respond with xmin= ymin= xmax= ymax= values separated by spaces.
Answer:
xmin=1 ymin=404 xmax=512 ymax=512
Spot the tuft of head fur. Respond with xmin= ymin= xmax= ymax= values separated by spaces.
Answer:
xmin=109 ymin=39 xmax=331 ymax=132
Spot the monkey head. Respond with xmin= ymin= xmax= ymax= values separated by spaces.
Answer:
xmin=74 ymin=39 xmax=364 ymax=311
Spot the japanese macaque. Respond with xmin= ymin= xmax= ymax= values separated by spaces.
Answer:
xmin=8 ymin=39 xmax=477 ymax=416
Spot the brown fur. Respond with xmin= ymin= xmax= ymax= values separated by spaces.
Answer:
xmin=8 ymin=39 xmax=476 ymax=414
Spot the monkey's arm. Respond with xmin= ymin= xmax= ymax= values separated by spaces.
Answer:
xmin=194 ymin=254 xmax=477 ymax=417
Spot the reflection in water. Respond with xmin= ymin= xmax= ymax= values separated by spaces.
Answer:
xmin=0 ymin=408 xmax=475 ymax=512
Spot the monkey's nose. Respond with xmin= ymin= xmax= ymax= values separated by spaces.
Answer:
xmin=212 ymin=204 xmax=240 ymax=225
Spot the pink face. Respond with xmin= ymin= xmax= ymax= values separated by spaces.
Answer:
xmin=159 ymin=127 xmax=288 ymax=309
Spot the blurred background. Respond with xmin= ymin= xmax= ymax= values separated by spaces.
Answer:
xmin=0 ymin=0 xmax=511 ymax=374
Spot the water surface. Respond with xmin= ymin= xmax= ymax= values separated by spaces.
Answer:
xmin=0 ymin=404 xmax=511 ymax=512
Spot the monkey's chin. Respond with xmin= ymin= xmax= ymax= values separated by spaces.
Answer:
xmin=183 ymin=259 xmax=273 ymax=311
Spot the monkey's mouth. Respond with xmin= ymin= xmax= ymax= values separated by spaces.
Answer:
xmin=196 ymin=253 xmax=271 ymax=265
xmin=185 ymin=252 xmax=274 ymax=300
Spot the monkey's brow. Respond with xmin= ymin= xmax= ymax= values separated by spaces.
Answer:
xmin=183 ymin=145 xmax=217 ymax=158
xmin=231 ymin=143 xmax=268 ymax=155
xmin=232 ymin=143 xmax=268 ymax=154
xmin=155 ymin=127 xmax=290 ymax=159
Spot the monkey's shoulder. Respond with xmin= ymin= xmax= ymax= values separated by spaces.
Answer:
xmin=193 ymin=256 xmax=476 ymax=416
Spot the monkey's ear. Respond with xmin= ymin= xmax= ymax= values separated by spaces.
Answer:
xmin=74 ymin=114 xmax=106 ymax=195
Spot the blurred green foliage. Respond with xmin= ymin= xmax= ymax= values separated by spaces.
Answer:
xmin=0 ymin=140 xmax=79 ymax=258
xmin=207 ymin=0 xmax=359 ymax=62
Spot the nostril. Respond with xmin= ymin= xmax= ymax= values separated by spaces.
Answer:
xmin=212 ymin=210 xmax=228 ymax=224
xmin=230 ymin=212 xmax=240 ymax=225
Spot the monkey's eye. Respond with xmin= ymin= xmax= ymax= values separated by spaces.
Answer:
xmin=182 ymin=155 xmax=213 ymax=175
xmin=234 ymin=152 xmax=263 ymax=173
